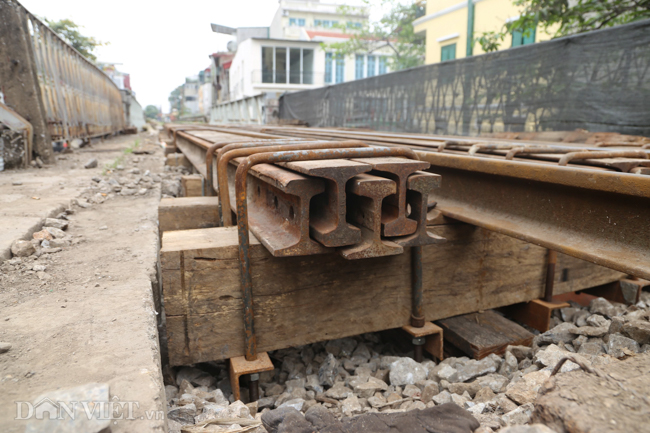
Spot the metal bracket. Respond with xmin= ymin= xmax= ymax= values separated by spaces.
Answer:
xmin=402 ymin=322 xmax=444 ymax=361
xmin=229 ymin=352 xmax=274 ymax=402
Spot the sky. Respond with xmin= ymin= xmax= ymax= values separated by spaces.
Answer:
xmin=19 ymin=0 xmax=375 ymax=112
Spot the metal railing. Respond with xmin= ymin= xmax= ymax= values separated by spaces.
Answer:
xmin=211 ymin=94 xmax=274 ymax=125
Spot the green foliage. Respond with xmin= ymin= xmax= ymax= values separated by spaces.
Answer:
xmin=43 ymin=18 xmax=105 ymax=61
xmin=168 ymin=86 xmax=183 ymax=112
xmin=144 ymin=105 xmax=159 ymax=119
xmin=477 ymin=0 xmax=650 ymax=52
xmin=103 ymin=140 xmax=140 ymax=174
xmin=325 ymin=0 xmax=426 ymax=71
xmin=475 ymin=31 xmax=505 ymax=53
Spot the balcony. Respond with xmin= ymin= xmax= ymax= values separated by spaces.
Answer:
xmin=252 ymin=69 xmax=321 ymax=86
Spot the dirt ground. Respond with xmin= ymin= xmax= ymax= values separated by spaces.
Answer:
xmin=0 ymin=133 xmax=167 ymax=432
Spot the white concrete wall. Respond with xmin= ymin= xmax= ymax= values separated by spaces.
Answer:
xmin=129 ymin=96 xmax=146 ymax=129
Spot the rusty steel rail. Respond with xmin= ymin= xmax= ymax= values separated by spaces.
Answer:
xmin=417 ymin=151 xmax=650 ymax=280
xmin=234 ymin=146 xmax=420 ymax=361
xmin=217 ymin=140 xmax=368 ymax=227
xmin=232 ymin=125 xmax=650 ymax=279
xmin=176 ymin=125 xmax=650 ymax=279
xmin=257 ymin=126 xmax=650 ymax=173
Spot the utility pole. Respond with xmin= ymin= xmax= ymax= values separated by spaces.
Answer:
xmin=466 ymin=0 xmax=474 ymax=57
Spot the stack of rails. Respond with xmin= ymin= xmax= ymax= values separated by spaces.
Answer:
xmin=165 ymin=124 xmax=446 ymax=260
xmin=166 ymin=123 xmax=650 ymax=279
xmin=198 ymin=125 xmax=650 ymax=280
xmin=160 ymin=124 xmax=649 ymax=401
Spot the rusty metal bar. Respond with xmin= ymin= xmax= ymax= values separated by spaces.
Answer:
xmin=558 ymin=150 xmax=649 ymax=166
xmin=235 ymin=147 xmax=419 ymax=361
xmin=340 ymin=174 xmax=403 ymax=259
xmin=227 ymin=158 xmax=331 ymax=256
xmin=205 ymin=139 xmax=294 ymax=196
xmin=214 ymin=139 xmax=307 ymax=220
xmin=351 ymin=157 xmax=430 ymax=237
xmin=218 ymin=140 xmax=368 ymax=227
xmin=411 ymin=246 xmax=424 ymax=328
xmin=391 ymin=172 xmax=446 ymax=248
xmin=544 ymin=249 xmax=557 ymax=302
xmin=280 ymin=159 xmax=372 ymax=247
xmin=418 ymin=151 xmax=650 ymax=280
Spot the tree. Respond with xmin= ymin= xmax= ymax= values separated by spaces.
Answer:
xmin=144 ymin=105 xmax=159 ymax=119
xmin=477 ymin=0 xmax=650 ymax=52
xmin=168 ymin=86 xmax=183 ymax=112
xmin=326 ymin=0 xmax=426 ymax=71
xmin=43 ymin=18 xmax=105 ymax=62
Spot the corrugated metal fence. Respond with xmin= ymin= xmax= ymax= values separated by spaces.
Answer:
xmin=24 ymin=12 xmax=125 ymax=141
xmin=0 ymin=0 xmax=125 ymax=165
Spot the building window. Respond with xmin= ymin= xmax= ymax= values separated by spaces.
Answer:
xmin=441 ymin=43 xmax=456 ymax=62
xmin=378 ymin=56 xmax=387 ymax=75
xmin=325 ymin=53 xmax=333 ymax=83
xmin=275 ymin=47 xmax=287 ymax=83
xmin=303 ymin=49 xmax=314 ymax=84
xmin=298 ymin=18 xmax=305 ymax=26
xmin=367 ymin=55 xmax=376 ymax=77
xmin=347 ymin=21 xmax=361 ymax=29
xmin=289 ymin=18 xmax=296 ymax=26
xmin=262 ymin=47 xmax=274 ymax=83
xmin=335 ymin=54 xmax=345 ymax=83
xmin=322 ymin=20 xmax=331 ymax=28
xmin=261 ymin=46 xmax=314 ymax=84
xmin=289 ymin=18 xmax=305 ymax=27
xmin=314 ymin=19 xmax=322 ymax=27
xmin=355 ymin=55 xmax=365 ymax=80
xmin=511 ymin=27 xmax=536 ymax=47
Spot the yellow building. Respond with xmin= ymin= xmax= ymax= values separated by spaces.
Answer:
xmin=413 ymin=0 xmax=556 ymax=64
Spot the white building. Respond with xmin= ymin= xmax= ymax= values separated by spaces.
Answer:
xmin=182 ymin=78 xmax=200 ymax=115
xmin=225 ymin=0 xmax=394 ymax=102
xmin=269 ymin=0 xmax=367 ymax=40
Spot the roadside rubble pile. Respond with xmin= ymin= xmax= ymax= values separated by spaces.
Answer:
xmin=72 ymin=151 xmax=188 ymax=208
xmin=4 ymin=213 xmax=76 ymax=266
xmin=165 ymin=293 xmax=650 ymax=433
xmin=74 ymin=161 xmax=163 ymax=209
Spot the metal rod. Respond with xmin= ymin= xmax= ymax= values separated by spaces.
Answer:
xmin=249 ymin=374 xmax=260 ymax=402
xmin=544 ymin=249 xmax=557 ymax=302
xmin=235 ymin=146 xmax=419 ymax=361
xmin=558 ymin=150 xmax=648 ymax=166
xmin=411 ymin=246 xmax=425 ymax=328
xmin=413 ymin=340 xmax=424 ymax=363
xmin=205 ymin=139 xmax=285 ymax=197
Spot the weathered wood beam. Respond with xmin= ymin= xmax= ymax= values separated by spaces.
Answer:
xmin=158 ymin=197 xmax=219 ymax=233
xmin=160 ymin=224 xmax=624 ymax=366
